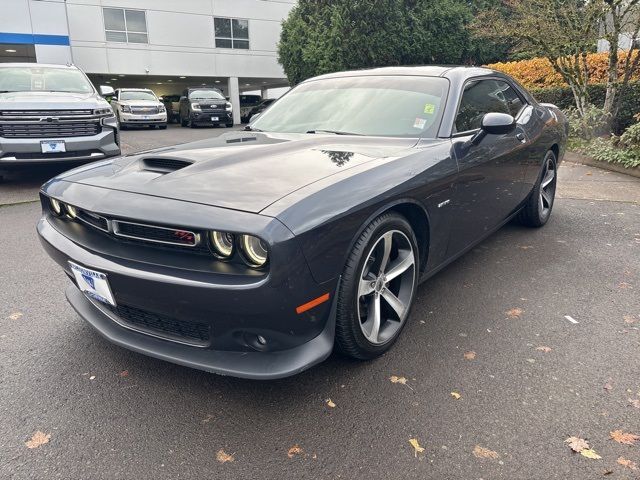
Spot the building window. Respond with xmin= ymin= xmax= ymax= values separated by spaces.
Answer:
xmin=103 ymin=8 xmax=148 ymax=44
xmin=214 ymin=17 xmax=249 ymax=49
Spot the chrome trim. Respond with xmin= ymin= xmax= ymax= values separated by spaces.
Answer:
xmin=0 ymin=152 xmax=105 ymax=161
xmin=87 ymin=296 xmax=210 ymax=348
xmin=112 ymin=220 xmax=200 ymax=248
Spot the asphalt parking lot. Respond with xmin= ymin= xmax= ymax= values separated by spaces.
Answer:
xmin=1 ymin=128 xmax=639 ymax=479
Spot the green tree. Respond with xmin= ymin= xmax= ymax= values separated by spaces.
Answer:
xmin=278 ymin=0 xmax=503 ymax=86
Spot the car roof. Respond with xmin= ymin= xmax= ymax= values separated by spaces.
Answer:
xmin=307 ymin=65 xmax=500 ymax=82
xmin=117 ymin=88 xmax=154 ymax=91
xmin=0 ymin=62 xmax=79 ymax=69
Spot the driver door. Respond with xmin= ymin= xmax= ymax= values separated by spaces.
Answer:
xmin=447 ymin=78 xmax=531 ymax=257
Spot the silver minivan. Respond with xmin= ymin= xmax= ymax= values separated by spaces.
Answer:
xmin=0 ymin=63 xmax=120 ymax=169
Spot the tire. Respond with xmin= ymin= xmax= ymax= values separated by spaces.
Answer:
xmin=517 ymin=150 xmax=558 ymax=228
xmin=159 ymin=124 xmax=167 ymax=130
xmin=335 ymin=212 xmax=419 ymax=360
xmin=180 ymin=115 xmax=188 ymax=127
xmin=226 ymin=123 xmax=234 ymax=128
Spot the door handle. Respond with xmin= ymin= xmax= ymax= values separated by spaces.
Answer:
xmin=516 ymin=132 xmax=527 ymax=143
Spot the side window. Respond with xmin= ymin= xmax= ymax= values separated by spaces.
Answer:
xmin=454 ymin=79 xmax=525 ymax=133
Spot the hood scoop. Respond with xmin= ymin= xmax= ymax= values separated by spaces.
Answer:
xmin=141 ymin=157 xmax=194 ymax=173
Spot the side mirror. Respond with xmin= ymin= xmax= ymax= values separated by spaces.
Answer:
xmin=471 ymin=112 xmax=516 ymax=145
xmin=157 ymin=96 xmax=163 ymax=101
xmin=180 ymin=96 xmax=187 ymax=101
xmin=99 ymin=85 xmax=115 ymax=97
xmin=225 ymin=96 xmax=230 ymax=101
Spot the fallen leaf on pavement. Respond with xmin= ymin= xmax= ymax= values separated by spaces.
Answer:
xmin=604 ymin=381 xmax=613 ymax=392
xmin=8 ymin=312 xmax=23 ymax=320
xmin=25 ymin=431 xmax=50 ymax=449
xmin=536 ymin=346 xmax=552 ymax=353
xmin=201 ymin=415 xmax=214 ymax=424
xmin=118 ymin=370 xmax=129 ymax=377
xmin=473 ymin=445 xmax=499 ymax=459
xmin=618 ymin=457 xmax=638 ymax=470
xmin=610 ymin=430 xmax=640 ymax=445
xmin=565 ymin=436 xmax=590 ymax=453
xmin=288 ymin=445 xmax=303 ymax=458
xmin=505 ymin=308 xmax=524 ymax=319
xmin=409 ymin=438 xmax=425 ymax=457
xmin=390 ymin=375 xmax=407 ymax=385
xmin=451 ymin=391 xmax=461 ymax=400
xmin=89 ymin=375 xmax=96 ymax=380
xmin=519 ymin=245 xmax=533 ymax=250
xmin=325 ymin=398 xmax=336 ymax=408
xmin=580 ymin=449 xmax=602 ymax=460
xmin=629 ymin=398 xmax=640 ymax=409
xmin=464 ymin=351 xmax=476 ymax=360
xmin=216 ymin=449 xmax=234 ymax=463
xmin=623 ymin=315 xmax=637 ymax=324
xmin=618 ymin=282 xmax=632 ymax=289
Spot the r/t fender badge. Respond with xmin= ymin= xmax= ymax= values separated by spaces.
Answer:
xmin=438 ymin=199 xmax=451 ymax=208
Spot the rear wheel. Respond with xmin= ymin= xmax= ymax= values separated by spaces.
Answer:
xmin=517 ymin=150 xmax=558 ymax=227
xmin=335 ymin=213 xmax=418 ymax=359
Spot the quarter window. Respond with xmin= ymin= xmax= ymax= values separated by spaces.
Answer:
xmin=103 ymin=8 xmax=148 ymax=44
xmin=454 ymin=79 xmax=525 ymax=133
xmin=214 ymin=17 xmax=249 ymax=49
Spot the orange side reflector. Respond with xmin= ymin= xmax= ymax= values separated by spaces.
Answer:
xmin=296 ymin=293 xmax=330 ymax=314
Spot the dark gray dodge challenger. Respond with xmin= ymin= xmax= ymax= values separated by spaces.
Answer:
xmin=37 ymin=66 xmax=568 ymax=379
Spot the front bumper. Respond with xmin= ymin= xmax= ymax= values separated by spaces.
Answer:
xmin=191 ymin=111 xmax=232 ymax=125
xmin=120 ymin=111 xmax=167 ymax=126
xmin=0 ymin=128 xmax=120 ymax=167
xmin=36 ymin=187 xmax=337 ymax=379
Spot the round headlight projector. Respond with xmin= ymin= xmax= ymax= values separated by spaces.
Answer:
xmin=210 ymin=231 xmax=234 ymax=258
xmin=240 ymin=234 xmax=269 ymax=267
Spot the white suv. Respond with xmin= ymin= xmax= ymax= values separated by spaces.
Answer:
xmin=111 ymin=88 xmax=167 ymax=129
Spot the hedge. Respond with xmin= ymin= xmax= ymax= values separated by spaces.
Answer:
xmin=488 ymin=52 xmax=640 ymax=89
xmin=531 ymin=82 xmax=640 ymax=134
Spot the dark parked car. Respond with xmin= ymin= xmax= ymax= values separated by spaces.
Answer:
xmin=240 ymin=94 xmax=262 ymax=123
xmin=179 ymin=87 xmax=233 ymax=128
xmin=161 ymin=94 xmax=181 ymax=123
xmin=247 ymin=98 xmax=275 ymax=122
xmin=38 ymin=66 xmax=568 ymax=379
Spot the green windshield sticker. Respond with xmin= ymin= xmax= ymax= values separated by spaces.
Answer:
xmin=423 ymin=103 xmax=436 ymax=115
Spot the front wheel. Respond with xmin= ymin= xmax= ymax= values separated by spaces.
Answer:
xmin=335 ymin=213 xmax=418 ymax=359
xmin=517 ymin=150 xmax=558 ymax=227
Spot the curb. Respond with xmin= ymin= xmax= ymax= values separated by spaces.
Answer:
xmin=564 ymin=151 xmax=640 ymax=179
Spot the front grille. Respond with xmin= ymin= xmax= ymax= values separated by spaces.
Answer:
xmin=103 ymin=303 xmax=211 ymax=346
xmin=113 ymin=220 xmax=199 ymax=247
xmin=130 ymin=106 xmax=160 ymax=115
xmin=77 ymin=210 xmax=109 ymax=232
xmin=0 ymin=109 xmax=94 ymax=117
xmin=0 ymin=121 xmax=100 ymax=138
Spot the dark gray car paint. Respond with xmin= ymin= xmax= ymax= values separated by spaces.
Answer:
xmin=37 ymin=66 xmax=568 ymax=379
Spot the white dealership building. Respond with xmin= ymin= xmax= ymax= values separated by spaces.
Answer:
xmin=0 ymin=0 xmax=295 ymax=123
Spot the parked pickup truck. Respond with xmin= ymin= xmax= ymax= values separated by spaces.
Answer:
xmin=0 ymin=63 xmax=120 ymax=170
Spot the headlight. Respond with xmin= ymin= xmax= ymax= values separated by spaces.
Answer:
xmin=209 ymin=231 xmax=234 ymax=259
xmin=93 ymin=107 xmax=112 ymax=116
xmin=191 ymin=103 xmax=201 ymax=111
xmin=50 ymin=198 xmax=62 ymax=216
xmin=66 ymin=205 xmax=77 ymax=219
xmin=121 ymin=105 xmax=132 ymax=113
xmin=239 ymin=235 xmax=269 ymax=268
xmin=225 ymin=102 xmax=232 ymax=112
xmin=158 ymin=104 xmax=166 ymax=113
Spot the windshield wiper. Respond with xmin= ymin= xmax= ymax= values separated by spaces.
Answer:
xmin=306 ymin=129 xmax=361 ymax=136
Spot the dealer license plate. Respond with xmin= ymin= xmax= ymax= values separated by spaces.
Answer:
xmin=211 ymin=116 xmax=219 ymax=121
xmin=69 ymin=262 xmax=116 ymax=306
xmin=40 ymin=140 xmax=66 ymax=153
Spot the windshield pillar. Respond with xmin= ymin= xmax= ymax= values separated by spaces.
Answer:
xmin=227 ymin=76 xmax=240 ymax=125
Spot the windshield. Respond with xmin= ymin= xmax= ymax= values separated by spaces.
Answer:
xmin=240 ymin=95 xmax=261 ymax=106
xmin=189 ymin=90 xmax=224 ymax=100
xmin=120 ymin=90 xmax=157 ymax=101
xmin=251 ymin=75 xmax=449 ymax=138
xmin=0 ymin=66 xmax=94 ymax=94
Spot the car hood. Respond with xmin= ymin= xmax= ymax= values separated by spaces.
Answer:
xmin=0 ymin=91 xmax=106 ymax=109
xmin=60 ymin=132 xmax=421 ymax=213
